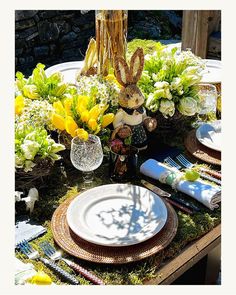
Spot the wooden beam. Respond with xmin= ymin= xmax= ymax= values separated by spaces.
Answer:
xmin=144 ymin=224 xmax=221 ymax=285
xmin=182 ymin=10 xmax=210 ymax=58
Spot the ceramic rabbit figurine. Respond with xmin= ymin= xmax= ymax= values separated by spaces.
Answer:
xmin=112 ymin=47 xmax=157 ymax=150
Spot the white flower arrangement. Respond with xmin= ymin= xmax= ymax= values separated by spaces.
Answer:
xmin=15 ymin=124 xmax=65 ymax=172
xmin=15 ymin=98 xmax=55 ymax=130
xmin=76 ymin=74 xmax=120 ymax=110
xmin=139 ymin=44 xmax=206 ymax=118
xmin=178 ymin=96 xmax=198 ymax=116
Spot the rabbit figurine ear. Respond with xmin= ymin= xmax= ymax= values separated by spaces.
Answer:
xmin=114 ymin=56 xmax=132 ymax=87
xmin=129 ymin=47 xmax=144 ymax=84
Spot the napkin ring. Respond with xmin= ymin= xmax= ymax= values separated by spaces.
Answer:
xmin=159 ymin=170 xmax=182 ymax=190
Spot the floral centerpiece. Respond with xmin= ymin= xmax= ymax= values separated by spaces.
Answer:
xmin=51 ymin=94 xmax=116 ymax=149
xmin=50 ymin=73 xmax=120 ymax=149
xmin=14 ymin=64 xmax=71 ymax=189
xmin=15 ymin=123 xmax=65 ymax=190
xmin=15 ymin=63 xmax=120 ymax=170
xmin=15 ymin=63 xmax=74 ymax=103
xmin=15 ymin=124 xmax=65 ymax=173
xmin=138 ymin=43 xmax=206 ymax=143
xmin=139 ymin=44 xmax=205 ymax=116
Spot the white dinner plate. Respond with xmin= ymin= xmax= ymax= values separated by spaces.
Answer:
xmin=200 ymin=59 xmax=221 ymax=84
xmin=196 ymin=120 xmax=221 ymax=152
xmin=45 ymin=61 xmax=84 ymax=84
xmin=66 ymin=184 xmax=168 ymax=247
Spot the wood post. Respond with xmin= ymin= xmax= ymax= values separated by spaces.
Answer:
xmin=181 ymin=10 xmax=221 ymax=58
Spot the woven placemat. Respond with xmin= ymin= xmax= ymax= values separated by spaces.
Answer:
xmin=184 ymin=129 xmax=221 ymax=166
xmin=51 ymin=195 xmax=178 ymax=264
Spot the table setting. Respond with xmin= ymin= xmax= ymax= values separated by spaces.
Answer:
xmin=15 ymin=139 xmax=221 ymax=284
xmin=14 ymin=10 xmax=221 ymax=285
xmin=15 ymin=125 xmax=221 ymax=284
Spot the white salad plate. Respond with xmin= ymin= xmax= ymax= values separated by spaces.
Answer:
xmin=196 ymin=120 xmax=221 ymax=152
xmin=200 ymin=59 xmax=221 ymax=84
xmin=66 ymin=184 xmax=168 ymax=247
xmin=45 ymin=61 xmax=84 ymax=84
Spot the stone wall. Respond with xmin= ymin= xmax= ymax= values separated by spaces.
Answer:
xmin=15 ymin=10 xmax=182 ymax=76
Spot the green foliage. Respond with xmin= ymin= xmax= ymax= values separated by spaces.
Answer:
xmin=15 ymin=63 xmax=72 ymax=103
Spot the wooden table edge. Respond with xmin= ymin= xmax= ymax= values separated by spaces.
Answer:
xmin=144 ymin=224 xmax=221 ymax=285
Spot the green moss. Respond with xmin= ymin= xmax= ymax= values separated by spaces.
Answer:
xmin=16 ymin=157 xmax=221 ymax=285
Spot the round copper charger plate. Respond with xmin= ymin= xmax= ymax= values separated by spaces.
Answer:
xmin=51 ymin=195 xmax=178 ymax=264
xmin=184 ymin=129 xmax=221 ymax=166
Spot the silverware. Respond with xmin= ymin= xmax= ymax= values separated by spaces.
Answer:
xmin=164 ymin=154 xmax=221 ymax=186
xmin=39 ymin=241 xmax=105 ymax=285
xmin=141 ymin=180 xmax=194 ymax=214
xmin=198 ymin=167 xmax=221 ymax=180
xmin=141 ymin=179 xmax=171 ymax=198
xmin=164 ymin=156 xmax=181 ymax=170
xmin=17 ymin=240 xmax=79 ymax=285
xmin=176 ymin=154 xmax=221 ymax=185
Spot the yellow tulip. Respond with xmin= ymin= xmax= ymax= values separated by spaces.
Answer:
xmin=53 ymin=101 xmax=65 ymax=116
xmin=51 ymin=113 xmax=65 ymax=131
xmin=78 ymin=95 xmax=90 ymax=105
xmin=15 ymin=95 xmax=25 ymax=115
xmin=81 ymin=110 xmax=89 ymax=123
xmin=76 ymin=95 xmax=89 ymax=114
xmin=75 ymin=128 xmax=89 ymax=141
xmin=94 ymin=125 xmax=101 ymax=135
xmin=100 ymin=104 xmax=109 ymax=115
xmin=88 ymin=118 xmax=98 ymax=131
xmin=89 ymin=104 xmax=101 ymax=120
xmin=101 ymin=113 xmax=114 ymax=128
xmin=77 ymin=102 xmax=86 ymax=115
xmin=63 ymin=98 xmax=73 ymax=116
xmin=65 ymin=116 xmax=78 ymax=137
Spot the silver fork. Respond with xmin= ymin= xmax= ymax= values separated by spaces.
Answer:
xmin=40 ymin=241 xmax=105 ymax=285
xmin=176 ymin=154 xmax=221 ymax=185
xmin=17 ymin=240 xmax=79 ymax=285
xmin=176 ymin=154 xmax=194 ymax=169
xmin=164 ymin=156 xmax=182 ymax=170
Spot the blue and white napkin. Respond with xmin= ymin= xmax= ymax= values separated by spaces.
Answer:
xmin=15 ymin=215 xmax=46 ymax=247
xmin=140 ymin=159 xmax=221 ymax=210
